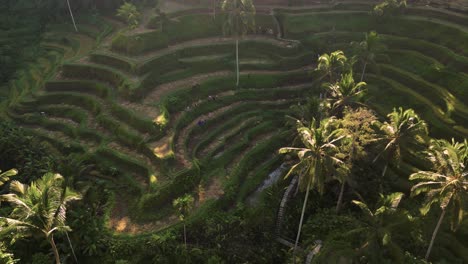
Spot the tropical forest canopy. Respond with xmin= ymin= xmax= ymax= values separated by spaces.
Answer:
xmin=0 ymin=0 xmax=467 ymax=263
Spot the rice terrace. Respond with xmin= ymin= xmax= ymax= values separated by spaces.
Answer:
xmin=0 ymin=0 xmax=467 ymax=263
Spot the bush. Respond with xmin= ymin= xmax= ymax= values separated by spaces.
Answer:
xmin=0 ymin=122 xmax=57 ymax=183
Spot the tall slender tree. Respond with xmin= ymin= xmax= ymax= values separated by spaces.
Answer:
xmin=279 ymin=118 xmax=345 ymax=261
xmin=410 ymin=138 xmax=468 ymax=261
xmin=351 ymin=31 xmax=385 ymax=82
xmin=173 ymin=194 xmax=194 ymax=248
xmin=222 ymin=0 xmax=256 ymax=86
xmin=374 ymin=107 xmax=428 ymax=190
xmin=323 ymin=71 xmax=367 ymax=116
xmin=0 ymin=173 xmax=81 ymax=264
xmin=316 ymin=50 xmax=348 ymax=83
xmin=350 ymin=192 xmax=409 ymax=262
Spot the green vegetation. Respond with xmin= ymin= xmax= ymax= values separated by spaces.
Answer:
xmin=117 ymin=2 xmax=141 ymax=30
xmin=0 ymin=0 xmax=466 ymax=263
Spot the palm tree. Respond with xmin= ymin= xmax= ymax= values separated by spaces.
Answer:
xmin=351 ymin=31 xmax=385 ymax=82
xmin=0 ymin=173 xmax=81 ymax=264
xmin=409 ymin=138 xmax=468 ymax=261
xmin=350 ymin=192 xmax=410 ymax=262
xmin=279 ymin=118 xmax=345 ymax=261
xmin=323 ymin=71 xmax=367 ymax=116
xmin=0 ymin=169 xmax=17 ymax=187
xmin=173 ymin=194 xmax=194 ymax=248
xmin=222 ymin=0 xmax=256 ymax=86
xmin=66 ymin=0 xmax=78 ymax=32
xmin=374 ymin=107 xmax=428 ymax=189
xmin=316 ymin=50 xmax=348 ymax=83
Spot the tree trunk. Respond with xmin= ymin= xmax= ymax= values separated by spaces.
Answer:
xmin=380 ymin=162 xmax=388 ymax=192
xmin=213 ymin=0 xmax=216 ymax=18
xmin=66 ymin=231 xmax=78 ymax=264
xmin=236 ymin=38 xmax=240 ymax=86
xmin=49 ymin=235 xmax=61 ymax=264
xmin=66 ymin=0 xmax=78 ymax=32
xmin=183 ymin=222 xmax=187 ymax=248
xmin=425 ymin=208 xmax=446 ymax=261
xmin=336 ymin=181 xmax=345 ymax=213
xmin=293 ymin=178 xmax=312 ymax=263
xmin=360 ymin=62 xmax=367 ymax=82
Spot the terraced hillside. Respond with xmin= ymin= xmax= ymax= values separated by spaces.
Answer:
xmin=5 ymin=1 xmax=468 ymax=235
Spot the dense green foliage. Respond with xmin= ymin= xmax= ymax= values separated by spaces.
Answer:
xmin=0 ymin=0 xmax=467 ymax=263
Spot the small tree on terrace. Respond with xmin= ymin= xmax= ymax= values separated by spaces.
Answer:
xmin=410 ymin=138 xmax=468 ymax=261
xmin=351 ymin=31 xmax=385 ymax=82
xmin=117 ymin=2 xmax=141 ymax=30
xmin=222 ymin=0 xmax=256 ymax=87
xmin=173 ymin=194 xmax=194 ymax=248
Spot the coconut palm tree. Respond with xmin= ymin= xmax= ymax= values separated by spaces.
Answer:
xmin=222 ymin=0 xmax=256 ymax=86
xmin=279 ymin=118 xmax=346 ymax=261
xmin=351 ymin=31 xmax=385 ymax=82
xmin=173 ymin=194 xmax=194 ymax=248
xmin=374 ymin=107 xmax=428 ymax=189
xmin=0 ymin=173 xmax=81 ymax=264
xmin=316 ymin=50 xmax=348 ymax=83
xmin=0 ymin=169 xmax=17 ymax=187
xmin=409 ymin=138 xmax=468 ymax=261
xmin=349 ymin=192 xmax=410 ymax=262
xmin=323 ymin=71 xmax=367 ymax=116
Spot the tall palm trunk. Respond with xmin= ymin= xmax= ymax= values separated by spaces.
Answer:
xmin=425 ymin=208 xmax=446 ymax=260
xmin=183 ymin=222 xmax=187 ymax=248
xmin=336 ymin=181 xmax=345 ymax=213
xmin=380 ymin=162 xmax=388 ymax=192
xmin=49 ymin=235 xmax=61 ymax=264
xmin=360 ymin=62 xmax=367 ymax=82
xmin=293 ymin=178 xmax=312 ymax=263
xmin=66 ymin=0 xmax=78 ymax=32
xmin=213 ymin=0 xmax=216 ymax=18
xmin=236 ymin=38 xmax=239 ymax=86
